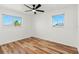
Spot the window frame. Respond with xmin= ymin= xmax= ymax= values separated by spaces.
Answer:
xmin=52 ymin=13 xmax=64 ymax=27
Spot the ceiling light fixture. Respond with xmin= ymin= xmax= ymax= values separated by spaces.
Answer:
xmin=32 ymin=10 xmax=36 ymax=12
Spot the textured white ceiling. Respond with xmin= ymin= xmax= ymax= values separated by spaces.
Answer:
xmin=0 ymin=4 xmax=76 ymax=15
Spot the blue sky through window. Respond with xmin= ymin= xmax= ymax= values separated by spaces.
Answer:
xmin=3 ymin=15 xmax=22 ymax=26
xmin=52 ymin=14 xmax=64 ymax=26
xmin=3 ymin=15 xmax=13 ymax=25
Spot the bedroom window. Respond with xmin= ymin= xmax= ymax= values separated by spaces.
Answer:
xmin=2 ymin=14 xmax=22 ymax=26
xmin=52 ymin=14 xmax=64 ymax=27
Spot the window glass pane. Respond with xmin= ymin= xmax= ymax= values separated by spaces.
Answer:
xmin=3 ymin=14 xmax=22 ymax=26
xmin=52 ymin=14 xmax=64 ymax=27
xmin=3 ymin=15 xmax=13 ymax=25
xmin=13 ymin=16 xmax=22 ymax=26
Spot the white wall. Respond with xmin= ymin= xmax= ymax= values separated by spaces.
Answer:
xmin=32 ymin=5 xmax=78 ymax=47
xmin=78 ymin=5 xmax=79 ymax=51
xmin=0 ymin=7 xmax=33 ymax=45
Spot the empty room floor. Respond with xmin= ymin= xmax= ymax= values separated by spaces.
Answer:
xmin=0 ymin=37 xmax=78 ymax=54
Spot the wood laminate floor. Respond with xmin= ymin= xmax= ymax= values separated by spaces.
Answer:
xmin=0 ymin=37 xmax=78 ymax=54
